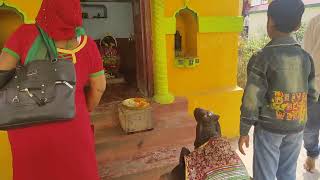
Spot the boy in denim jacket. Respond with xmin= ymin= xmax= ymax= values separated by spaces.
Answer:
xmin=238 ymin=0 xmax=318 ymax=180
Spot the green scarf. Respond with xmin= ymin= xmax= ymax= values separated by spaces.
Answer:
xmin=24 ymin=26 xmax=86 ymax=65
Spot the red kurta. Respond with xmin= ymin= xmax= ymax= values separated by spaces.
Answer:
xmin=3 ymin=24 xmax=104 ymax=180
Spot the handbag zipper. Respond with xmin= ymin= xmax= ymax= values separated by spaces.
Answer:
xmin=20 ymin=88 xmax=34 ymax=97
xmin=19 ymin=88 xmax=47 ymax=106
xmin=55 ymin=81 xmax=74 ymax=89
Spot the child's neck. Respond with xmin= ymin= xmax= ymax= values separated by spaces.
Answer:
xmin=271 ymin=31 xmax=291 ymax=40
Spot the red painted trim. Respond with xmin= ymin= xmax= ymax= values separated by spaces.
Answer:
xmin=134 ymin=0 xmax=154 ymax=97
xmin=141 ymin=0 xmax=154 ymax=97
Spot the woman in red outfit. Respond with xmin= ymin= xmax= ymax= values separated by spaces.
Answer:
xmin=0 ymin=0 xmax=106 ymax=179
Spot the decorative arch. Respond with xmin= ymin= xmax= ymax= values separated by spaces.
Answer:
xmin=0 ymin=0 xmax=42 ymax=24
xmin=0 ymin=3 xmax=24 ymax=49
xmin=175 ymin=7 xmax=198 ymax=58
xmin=175 ymin=6 xmax=198 ymax=17
xmin=0 ymin=2 xmax=26 ymax=22
xmin=173 ymin=4 xmax=198 ymax=17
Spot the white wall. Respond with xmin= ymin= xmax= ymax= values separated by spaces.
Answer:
xmin=251 ymin=0 xmax=268 ymax=6
xmin=249 ymin=5 xmax=320 ymax=38
xmin=82 ymin=2 xmax=134 ymax=40
xmin=248 ymin=11 xmax=267 ymax=38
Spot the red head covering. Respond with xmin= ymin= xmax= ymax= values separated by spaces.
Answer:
xmin=36 ymin=0 xmax=83 ymax=40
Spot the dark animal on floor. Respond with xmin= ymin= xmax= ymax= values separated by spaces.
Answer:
xmin=193 ymin=108 xmax=221 ymax=149
xmin=169 ymin=108 xmax=251 ymax=180
xmin=170 ymin=108 xmax=220 ymax=180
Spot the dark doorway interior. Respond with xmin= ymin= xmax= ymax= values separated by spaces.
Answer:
xmin=81 ymin=0 xmax=153 ymax=105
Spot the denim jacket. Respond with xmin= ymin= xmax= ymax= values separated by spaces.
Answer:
xmin=240 ymin=36 xmax=319 ymax=136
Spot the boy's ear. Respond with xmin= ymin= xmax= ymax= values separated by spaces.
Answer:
xmin=267 ymin=16 xmax=277 ymax=27
xmin=294 ymin=22 xmax=301 ymax=32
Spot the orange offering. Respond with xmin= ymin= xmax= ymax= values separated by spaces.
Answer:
xmin=122 ymin=98 xmax=150 ymax=110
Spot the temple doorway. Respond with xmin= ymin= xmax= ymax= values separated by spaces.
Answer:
xmin=81 ymin=0 xmax=153 ymax=105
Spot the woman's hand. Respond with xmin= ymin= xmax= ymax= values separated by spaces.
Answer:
xmin=238 ymin=135 xmax=250 ymax=155
xmin=0 ymin=51 xmax=19 ymax=70
xmin=86 ymin=75 xmax=106 ymax=112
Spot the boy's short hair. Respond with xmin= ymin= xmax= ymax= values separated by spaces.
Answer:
xmin=267 ymin=0 xmax=305 ymax=33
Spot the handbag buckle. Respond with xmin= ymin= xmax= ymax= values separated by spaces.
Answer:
xmin=12 ymin=96 xmax=19 ymax=103
xmin=41 ymin=98 xmax=48 ymax=103
xmin=51 ymin=58 xmax=58 ymax=63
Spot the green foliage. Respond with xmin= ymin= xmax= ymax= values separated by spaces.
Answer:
xmin=293 ymin=23 xmax=306 ymax=44
xmin=238 ymin=36 xmax=270 ymax=88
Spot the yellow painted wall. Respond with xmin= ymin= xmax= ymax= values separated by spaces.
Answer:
xmin=165 ymin=0 xmax=240 ymax=17
xmin=0 ymin=8 xmax=23 ymax=49
xmin=0 ymin=0 xmax=42 ymax=23
xmin=0 ymin=0 xmax=42 ymax=48
xmin=165 ymin=0 xmax=243 ymax=137
xmin=0 ymin=132 xmax=13 ymax=180
xmin=0 ymin=1 xmax=42 ymax=179
xmin=164 ymin=0 xmax=185 ymax=17
xmin=167 ymin=33 xmax=240 ymax=94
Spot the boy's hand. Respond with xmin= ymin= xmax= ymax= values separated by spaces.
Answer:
xmin=238 ymin=135 xmax=250 ymax=155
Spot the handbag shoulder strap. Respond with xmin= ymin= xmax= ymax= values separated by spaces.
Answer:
xmin=35 ymin=25 xmax=58 ymax=61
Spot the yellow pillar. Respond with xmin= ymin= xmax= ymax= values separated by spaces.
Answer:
xmin=151 ymin=0 xmax=175 ymax=104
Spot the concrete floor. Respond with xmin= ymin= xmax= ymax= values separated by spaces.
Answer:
xmin=93 ymin=99 xmax=320 ymax=180
xmin=234 ymin=129 xmax=320 ymax=180
xmin=104 ymin=134 xmax=320 ymax=180
xmin=94 ymin=97 xmax=197 ymax=180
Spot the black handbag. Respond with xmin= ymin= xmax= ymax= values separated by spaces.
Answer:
xmin=0 ymin=26 xmax=76 ymax=130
